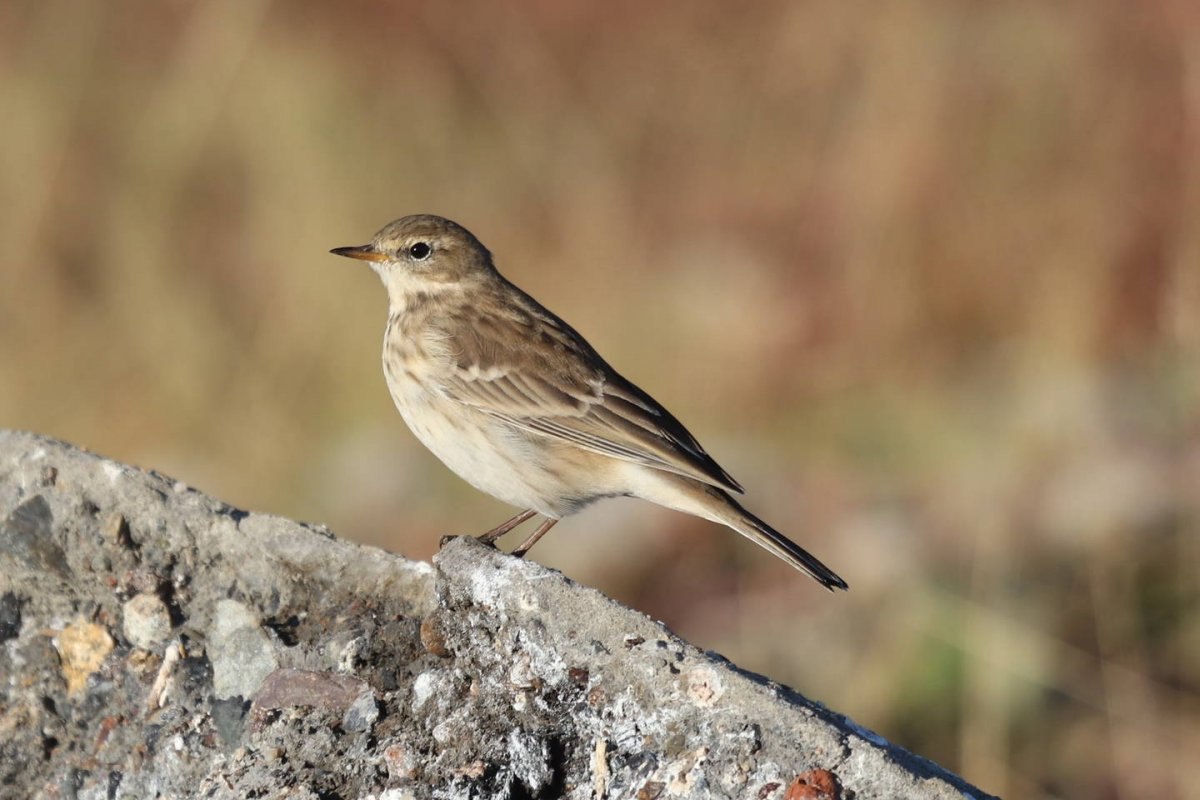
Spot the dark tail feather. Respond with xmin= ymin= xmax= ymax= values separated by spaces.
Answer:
xmin=642 ymin=474 xmax=848 ymax=591
xmin=721 ymin=494 xmax=848 ymax=591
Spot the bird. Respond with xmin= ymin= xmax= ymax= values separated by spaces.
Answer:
xmin=331 ymin=215 xmax=847 ymax=591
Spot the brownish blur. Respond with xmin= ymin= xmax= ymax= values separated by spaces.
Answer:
xmin=2 ymin=1 xmax=1196 ymax=795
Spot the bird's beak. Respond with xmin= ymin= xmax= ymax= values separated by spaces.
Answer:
xmin=330 ymin=244 xmax=388 ymax=263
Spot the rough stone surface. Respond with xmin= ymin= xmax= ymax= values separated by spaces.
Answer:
xmin=0 ymin=430 xmax=995 ymax=799
xmin=122 ymin=592 xmax=173 ymax=650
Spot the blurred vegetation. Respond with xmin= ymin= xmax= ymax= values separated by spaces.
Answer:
xmin=2 ymin=0 xmax=1197 ymax=796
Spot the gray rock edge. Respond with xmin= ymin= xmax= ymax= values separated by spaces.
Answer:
xmin=0 ymin=430 xmax=994 ymax=800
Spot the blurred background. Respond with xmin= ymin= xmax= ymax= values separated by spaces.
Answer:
xmin=2 ymin=1 xmax=1197 ymax=796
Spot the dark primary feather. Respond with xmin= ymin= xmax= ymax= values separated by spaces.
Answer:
xmin=731 ymin=494 xmax=848 ymax=590
xmin=438 ymin=280 xmax=745 ymax=494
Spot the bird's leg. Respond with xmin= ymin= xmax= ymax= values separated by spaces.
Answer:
xmin=476 ymin=508 xmax=538 ymax=545
xmin=511 ymin=518 xmax=559 ymax=557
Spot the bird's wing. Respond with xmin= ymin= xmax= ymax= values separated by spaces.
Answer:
xmin=436 ymin=293 xmax=744 ymax=494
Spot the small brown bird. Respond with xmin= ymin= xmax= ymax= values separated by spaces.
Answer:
xmin=332 ymin=215 xmax=846 ymax=590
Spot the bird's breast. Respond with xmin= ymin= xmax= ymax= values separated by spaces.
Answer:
xmin=381 ymin=310 xmax=450 ymax=388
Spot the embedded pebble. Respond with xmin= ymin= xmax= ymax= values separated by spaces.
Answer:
xmin=208 ymin=599 xmax=278 ymax=700
xmin=123 ymin=592 xmax=172 ymax=649
xmin=54 ymin=619 xmax=114 ymax=695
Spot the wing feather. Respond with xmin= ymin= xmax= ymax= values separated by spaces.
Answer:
xmin=437 ymin=289 xmax=744 ymax=494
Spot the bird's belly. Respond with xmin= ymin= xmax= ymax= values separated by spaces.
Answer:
xmin=389 ymin=385 xmax=592 ymax=517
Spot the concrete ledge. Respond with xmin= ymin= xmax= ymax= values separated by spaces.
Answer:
xmin=0 ymin=430 xmax=992 ymax=799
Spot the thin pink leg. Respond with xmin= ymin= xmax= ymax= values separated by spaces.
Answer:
xmin=512 ymin=518 xmax=559 ymax=557
xmin=477 ymin=508 xmax=537 ymax=544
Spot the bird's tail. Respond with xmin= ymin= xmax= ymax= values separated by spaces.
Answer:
xmin=721 ymin=495 xmax=848 ymax=591
xmin=641 ymin=474 xmax=848 ymax=591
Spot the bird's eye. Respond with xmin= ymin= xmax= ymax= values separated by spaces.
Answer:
xmin=408 ymin=242 xmax=432 ymax=261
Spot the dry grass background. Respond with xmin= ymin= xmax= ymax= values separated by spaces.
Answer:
xmin=2 ymin=1 xmax=1198 ymax=796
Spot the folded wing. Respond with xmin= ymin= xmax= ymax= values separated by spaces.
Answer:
xmin=437 ymin=295 xmax=744 ymax=495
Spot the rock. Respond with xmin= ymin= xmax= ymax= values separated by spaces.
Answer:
xmin=210 ymin=696 xmax=251 ymax=747
xmin=342 ymin=687 xmax=380 ymax=732
xmin=0 ymin=591 xmax=22 ymax=642
xmin=53 ymin=618 xmax=114 ymax=695
xmin=0 ymin=430 xmax=993 ymax=799
xmin=0 ymin=494 xmax=69 ymax=577
xmin=208 ymin=599 xmax=279 ymax=700
xmin=122 ymin=592 xmax=173 ymax=649
xmin=252 ymin=667 xmax=376 ymax=730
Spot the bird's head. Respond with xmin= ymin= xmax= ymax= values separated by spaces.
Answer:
xmin=331 ymin=215 xmax=496 ymax=296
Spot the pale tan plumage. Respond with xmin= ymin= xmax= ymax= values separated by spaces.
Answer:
xmin=332 ymin=215 xmax=847 ymax=590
